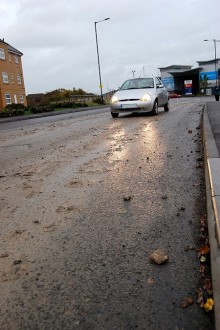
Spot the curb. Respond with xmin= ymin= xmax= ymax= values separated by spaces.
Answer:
xmin=0 ymin=105 xmax=110 ymax=124
xmin=203 ymin=104 xmax=220 ymax=330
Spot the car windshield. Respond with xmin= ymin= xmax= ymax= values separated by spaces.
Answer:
xmin=120 ymin=78 xmax=154 ymax=90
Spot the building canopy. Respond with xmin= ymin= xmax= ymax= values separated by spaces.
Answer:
xmin=169 ymin=68 xmax=201 ymax=77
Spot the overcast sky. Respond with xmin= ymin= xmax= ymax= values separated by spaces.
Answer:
xmin=1 ymin=0 xmax=220 ymax=95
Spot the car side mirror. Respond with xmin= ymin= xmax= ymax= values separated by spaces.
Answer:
xmin=157 ymin=84 xmax=164 ymax=88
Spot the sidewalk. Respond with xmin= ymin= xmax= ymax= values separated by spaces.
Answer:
xmin=203 ymin=101 xmax=220 ymax=330
xmin=0 ymin=105 xmax=109 ymax=124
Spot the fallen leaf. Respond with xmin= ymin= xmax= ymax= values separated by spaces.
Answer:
xmin=149 ymin=249 xmax=169 ymax=265
xmin=203 ymin=278 xmax=212 ymax=295
xmin=203 ymin=298 xmax=214 ymax=312
xmin=199 ymin=235 xmax=208 ymax=245
xmin=200 ymin=256 xmax=206 ymax=263
xmin=198 ymin=246 xmax=210 ymax=256
xmin=199 ymin=265 xmax=205 ymax=273
xmin=200 ymin=216 xmax=207 ymax=226
xmin=181 ymin=296 xmax=194 ymax=308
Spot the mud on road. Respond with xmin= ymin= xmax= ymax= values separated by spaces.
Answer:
xmin=0 ymin=100 xmax=214 ymax=329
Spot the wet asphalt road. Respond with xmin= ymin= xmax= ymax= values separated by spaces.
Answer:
xmin=0 ymin=97 xmax=214 ymax=329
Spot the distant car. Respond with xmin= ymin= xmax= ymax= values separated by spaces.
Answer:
xmin=110 ymin=77 xmax=169 ymax=118
xmin=168 ymin=92 xmax=181 ymax=98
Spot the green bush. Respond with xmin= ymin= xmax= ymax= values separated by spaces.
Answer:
xmin=0 ymin=100 xmax=92 ymax=118
xmin=5 ymin=103 xmax=27 ymax=111
xmin=0 ymin=104 xmax=27 ymax=117
xmin=30 ymin=105 xmax=55 ymax=114
xmin=93 ymin=97 xmax=104 ymax=104
xmin=53 ymin=101 xmax=88 ymax=109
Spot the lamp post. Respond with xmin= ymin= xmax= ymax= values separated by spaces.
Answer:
xmin=132 ymin=70 xmax=136 ymax=78
xmin=94 ymin=18 xmax=110 ymax=104
xmin=204 ymin=39 xmax=220 ymax=84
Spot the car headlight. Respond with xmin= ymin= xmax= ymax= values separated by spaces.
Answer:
xmin=111 ymin=96 xmax=118 ymax=103
xmin=140 ymin=93 xmax=151 ymax=102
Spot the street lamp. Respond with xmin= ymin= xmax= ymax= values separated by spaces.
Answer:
xmin=132 ymin=70 xmax=136 ymax=78
xmin=204 ymin=39 xmax=220 ymax=84
xmin=94 ymin=18 xmax=110 ymax=104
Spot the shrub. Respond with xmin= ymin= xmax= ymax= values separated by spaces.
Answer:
xmin=0 ymin=104 xmax=27 ymax=117
xmin=75 ymin=102 xmax=88 ymax=108
xmin=5 ymin=103 xmax=27 ymax=111
xmin=53 ymin=101 xmax=77 ymax=109
xmin=93 ymin=97 xmax=104 ymax=104
xmin=30 ymin=105 xmax=55 ymax=114
xmin=53 ymin=101 xmax=88 ymax=109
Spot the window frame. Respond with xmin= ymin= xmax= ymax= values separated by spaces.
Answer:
xmin=17 ymin=74 xmax=21 ymax=85
xmin=15 ymin=55 xmax=19 ymax=64
xmin=5 ymin=93 xmax=11 ymax=104
xmin=20 ymin=94 xmax=24 ymax=103
xmin=0 ymin=48 xmax=5 ymax=60
xmin=156 ymin=77 xmax=163 ymax=87
xmin=2 ymin=72 xmax=9 ymax=83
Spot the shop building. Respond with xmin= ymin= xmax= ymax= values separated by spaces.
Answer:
xmin=159 ymin=59 xmax=220 ymax=96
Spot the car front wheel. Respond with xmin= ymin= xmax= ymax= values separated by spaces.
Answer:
xmin=111 ymin=112 xmax=119 ymax=118
xmin=151 ymin=100 xmax=158 ymax=116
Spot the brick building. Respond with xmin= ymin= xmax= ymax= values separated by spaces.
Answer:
xmin=0 ymin=39 xmax=27 ymax=110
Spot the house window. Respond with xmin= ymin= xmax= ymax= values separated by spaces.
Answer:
xmin=0 ymin=48 xmax=5 ymax=60
xmin=9 ymin=54 xmax=11 ymax=62
xmin=20 ymin=95 xmax=24 ymax=103
xmin=2 ymin=72 xmax=8 ymax=83
xmin=15 ymin=55 xmax=19 ymax=64
xmin=17 ymin=74 xmax=21 ymax=84
xmin=11 ymin=74 xmax=14 ymax=83
xmin=5 ymin=94 xmax=11 ymax=104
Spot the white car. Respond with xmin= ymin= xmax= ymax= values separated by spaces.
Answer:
xmin=110 ymin=76 xmax=169 ymax=118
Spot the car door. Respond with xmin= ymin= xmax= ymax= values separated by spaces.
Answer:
xmin=155 ymin=77 xmax=164 ymax=105
xmin=156 ymin=77 xmax=168 ymax=105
